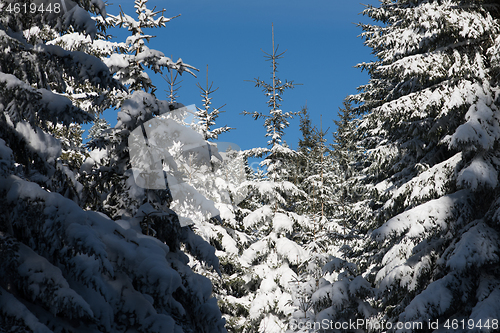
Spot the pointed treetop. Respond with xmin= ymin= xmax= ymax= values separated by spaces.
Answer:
xmin=195 ymin=64 xmax=232 ymax=140
xmin=243 ymin=23 xmax=301 ymax=148
xmin=163 ymin=54 xmax=182 ymax=102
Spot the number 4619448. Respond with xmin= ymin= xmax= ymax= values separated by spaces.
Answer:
xmin=444 ymin=319 xmax=498 ymax=330
xmin=3 ymin=2 xmax=63 ymax=14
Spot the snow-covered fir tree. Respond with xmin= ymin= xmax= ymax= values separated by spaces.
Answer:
xmin=183 ymin=144 xmax=254 ymax=333
xmin=108 ymin=0 xmax=196 ymax=94
xmin=282 ymin=105 xmax=318 ymax=192
xmin=6 ymin=1 xmax=500 ymax=332
xmin=289 ymin=101 xmax=374 ymax=332
xmin=51 ymin=123 xmax=88 ymax=170
xmin=330 ymin=101 xmax=367 ymax=257
xmin=45 ymin=11 xmax=125 ymax=117
xmin=242 ymin=23 xmax=301 ymax=208
xmin=235 ymin=24 xmax=313 ymax=333
xmin=294 ymin=113 xmax=337 ymax=265
xmin=0 ymin=1 xmax=227 ymax=332
xmin=137 ymin=60 xmax=253 ymax=333
xmin=299 ymin=117 xmax=333 ymax=217
xmin=306 ymin=1 xmax=500 ymax=332
xmin=285 ymin=103 xmax=372 ymax=332
xmin=156 ymin=66 xmax=253 ymax=333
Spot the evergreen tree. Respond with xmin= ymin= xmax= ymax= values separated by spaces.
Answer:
xmin=242 ymin=23 xmax=302 ymax=208
xmin=0 ymin=1 xmax=227 ymax=331
xmin=288 ymin=115 xmax=362 ymax=332
xmin=299 ymin=118 xmax=335 ymax=218
xmin=51 ymin=123 xmax=88 ymax=170
xmin=286 ymin=104 xmax=318 ymax=190
xmin=330 ymin=101 xmax=366 ymax=257
xmin=157 ymin=65 xmax=253 ymax=333
xmin=236 ymin=24 xmax=310 ymax=332
xmin=185 ymin=145 xmax=253 ymax=333
xmin=308 ymin=0 xmax=500 ymax=330
xmin=109 ymin=0 xmax=196 ymax=94
xmin=298 ymin=104 xmax=318 ymax=154
xmin=46 ymin=12 xmax=127 ymax=117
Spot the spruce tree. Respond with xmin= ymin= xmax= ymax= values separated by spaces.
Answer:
xmin=330 ymin=101 xmax=366 ymax=257
xmin=109 ymin=0 xmax=196 ymax=94
xmin=299 ymin=117 xmax=333 ymax=217
xmin=288 ymin=115 xmax=363 ymax=332
xmin=155 ymin=66 xmax=253 ymax=333
xmin=307 ymin=0 xmax=500 ymax=330
xmin=0 ymin=1 xmax=227 ymax=331
xmin=86 ymin=116 xmax=110 ymax=142
xmin=236 ymin=24 xmax=310 ymax=332
xmin=298 ymin=105 xmax=318 ymax=154
xmin=287 ymin=104 xmax=318 ymax=191
xmin=242 ymin=23 xmax=302 ymax=208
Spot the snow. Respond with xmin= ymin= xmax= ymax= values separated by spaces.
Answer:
xmin=260 ymin=277 xmax=278 ymax=293
xmin=376 ymin=243 xmax=419 ymax=291
xmin=50 ymin=32 xmax=126 ymax=55
xmin=103 ymin=53 xmax=130 ymax=69
xmin=181 ymin=228 xmax=221 ymax=275
xmin=0 ymin=138 xmax=13 ymax=166
xmin=323 ymin=257 xmax=357 ymax=274
xmin=390 ymin=152 xmax=462 ymax=207
xmin=449 ymin=82 xmax=500 ymax=153
xmin=0 ymin=174 xmax=222 ymax=331
xmin=380 ymin=49 xmax=448 ymax=82
xmin=5 ymin=176 xmax=46 ymax=203
xmin=446 ymin=221 xmax=499 ymax=272
xmin=312 ymin=278 xmax=350 ymax=311
xmin=470 ymin=277 xmax=500 ymax=329
xmin=399 ymin=274 xmax=456 ymax=323
xmin=241 ymin=239 xmax=268 ymax=266
xmin=372 ymin=189 xmax=475 ymax=292
xmin=273 ymin=213 xmax=294 ymax=233
xmin=0 ymin=70 xmax=92 ymax=126
xmin=457 ymin=156 xmax=498 ymax=190
xmin=0 ymin=287 xmax=52 ymax=333
xmin=35 ymin=44 xmax=112 ymax=87
xmin=14 ymin=121 xmax=61 ymax=164
xmin=373 ymin=190 xmax=470 ymax=241
xmin=216 ymin=226 xmax=240 ymax=255
xmin=243 ymin=205 xmax=273 ymax=229
xmin=215 ymin=203 xmax=236 ymax=221
xmin=311 ymin=281 xmax=332 ymax=305
xmin=275 ymin=237 xmax=308 ymax=266
xmin=17 ymin=243 xmax=94 ymax=318
xmin=259 ymin=314 xmax=284 ymax=333
xmin=276 ymin=263 xmax=298 ymax=290
xmin=61 ymin=3 xmax=100 ymax=36
xmin=168 ymin=181 xmax=220 ymax=227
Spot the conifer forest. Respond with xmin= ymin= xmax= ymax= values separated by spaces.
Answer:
xmin=2 ymin=0 xmax=500 ymax=332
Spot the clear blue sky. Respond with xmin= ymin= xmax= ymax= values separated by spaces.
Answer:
xmin=96 ymin=0 xmax=376 ymax=154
